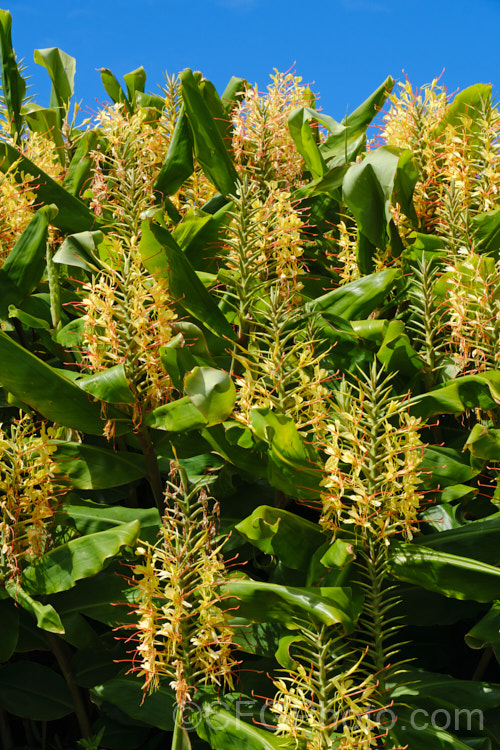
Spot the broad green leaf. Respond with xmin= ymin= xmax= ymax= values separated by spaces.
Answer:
xmin=180 ymin=68 xmax=238 ymax=195
xmin=123 ymin=66 xmax=146 ymax=103
xmin=344 ymin=160 xmax=386 ymax=252
xmin=92 ymin=675 xmax=175 ymax=731
xmin=465 ymin=423 xmax=500 ymax=461
xmin=99 ymin=67 xmax=127 ymax=107
xmin=4 ymin=579 xmax=64 ymax=633
xmin=53 ymin=229 xmax=104 ymax=271
xmin=472 ymin=208 xmax=500 ymax=254
xmin=139 ymin=219 xmax=235 ymax=340
xmin=54 ymin=442 xmax=147 ymax=489
xmin=224 ymin=579 xmax=355 ymax=632
xmin=418 ymin=513 xmax=500 ymax=566
xmin=76 ymin=364 xmax=135 ymax=404
xmin=236 ymin=506 xmax=325 ymax=570
xmin=154 ymin=107 xmax=194 ymax=197
xmin=184 ymin=366 xmax=236 ymax=424
xmin=21 ymin=520 xmax=140 ymax=595
xmin=200 ymin=77 xmax=233 ymax=150
xmin=34 ymin=47 xmax=75 ymax=114
xmin=221 ymin=75 xmax=247 ymax=112
xmin=71 ymin=641 xmax=123 ymax=688
xmin=145 ymin=395 xmax=208 ymax=432
xmin=412 ymin=371 xmax=500 ymax=418
xmin=250 ymin=408 xmax=323 ymax=500
xmin=63 ymin=498 xmax=160 ymax=540
xmin=390 ymin=706 xmax=485 ymax=750
xmin=201 ymin=423 xmax=268 ymax=478
xmin=0 ymin=330 xmax=122 ymax=435
xmin=0 ymin=661 xmax=73 ymax=720
xmin=64 ymin=129 xmax=103 ymax=197
xmin=294 ymin=164 xmax=349 ymax=199
xmin=0 ymin=599 xmax=19 ymax=661
xmin=22 ymin=104 xmax=65 ymax=161
xmin=439 ymin=83 xmax=491 ymax=132
xmin=377 ymin=319 xmax=422 ymax=375
xmin=0 ymin=140 xmax=100 ymax=232
xmin=196 ymin=700 xmax=295 ymax=750
xmin=466 ymin=602 xmax=500 ymax=650
xmin=307 ymin=268 xmax=399 ymax=320
xmin=173 ymin=721 xmax=192 ymax=750
xmin=389 ymin=542 xmax=500 ymax=602
xmin=288 ymin=107 xmax=327 ymax=179
xmin=0 ymin=204 xmax=56 ymax=319
xmin=50 ymin=567 xmax=137 ymax=626
xmin=420 ymin=446 xmax=478 ymax=489
xmin=0 ymin=9 xmax=26 ymax=140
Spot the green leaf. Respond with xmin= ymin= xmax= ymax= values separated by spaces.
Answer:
xmin=139 ymin=219 xmax=235 ymax=340
xmin=53 ymin=229 xmax=103 ymax=271
xmin=99 ymin=68 xmax=127 ymax=106
xmin=307 ymin=268 xmax=399 ymax=320
xmin=196 ymin=700 xmax=295 ymax=750
xmin=34 ymin=47 xmax=75 ymax=122
xmin=439 ymin=83 xmax=491 ymax=132
xmin=0 ymin=9 xmax=26 ymax=140
xmin=418 ymin=513 xmax=500 ymax=567
xmin=412 ymin=371 xmax=500 ymax=419
xmin=21 ymin=520 xmax=140 ymax=595
xmin=54 ymin=442 xmax=147 ymax=489
xmin=390 ymin=706 xmax=485 ymax=750
xmin=465 ymin=423 xmax=500 ymax=461
xmin=92 ymin=675 xmax=174 ymax=731
xmin=472 ymin=208 xmax=500 ymax=254
xmin=0 ymin=661 xmax=73 ymax=720
xmin=63 ymin=498 xmax=159 ymax=540
xmin=224 ymin=579 xmax=355 ymax=632
xmin=466 ymin=601 xmax=500 ymax=650
xmin=50 ymin=567 xmax=137 ymax=626
xmin=123 ymin=66 xmax=146 ymax=103
xmin=76 ymin=364 xmax=135 ymax=404
xmin=64 ymin=129 xmax=102 ymax=197
xmin=250 ymin=408 xmax=323 ymax=500
xmin=22 ymin=104 xmax=65 ymax=161
xmin=236 ymin=506 xmax=325 ymax=570
xmin=0 ymin=204 xmax=55 ymax=319
xmin=184 ymin=366 xmax=236 ymax=424
xmin=0 ymin=599 xmax=19 ymax=661
xmin=145 ymin=396 xmax=208 ymax=432
xmin=377 ymin=319 xmax=422 ymax=375
xmin=389 ymin=542 xmax=500 ymax=602
xmin=4 ymin=579 xmax=64 ymax=633
xmin=180 ymin=68 xmax=238 ymax=195
xmin=0 ymin=330 xmax=121 ymax=435
xmin=0 ymin=140 xmax=100 ymax=232
xmin=288 ymin=107 xmax=327 ymax=179
xmin=154 ymin=107 xmax=194 ymax=197
xmin=420 ymin=446 xmax=478 ymax=489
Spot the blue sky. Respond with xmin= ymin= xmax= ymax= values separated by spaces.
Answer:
xmin=4 ymin=0 xmax=500 ymax=122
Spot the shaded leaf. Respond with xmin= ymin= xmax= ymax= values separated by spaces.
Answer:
xmin=0 ymin=661 xmax=73 ymax=720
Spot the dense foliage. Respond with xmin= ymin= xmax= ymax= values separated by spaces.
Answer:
xmin=1 ymin=8 xmax=500 ymax=749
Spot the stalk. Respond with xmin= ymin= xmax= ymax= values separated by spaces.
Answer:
xmin=46 ymin=633 xmax=92 ymax=739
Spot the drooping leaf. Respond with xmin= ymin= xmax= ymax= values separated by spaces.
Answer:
xmin=184 ymin=366 xmax=236 ymax=424
xmin=412 ymin=371 xmax=500 ymax=419
xmin=389 ymin=542 xmax=500 ymax=602
xmin=76 ymin=364 xmax=135 ymax=404
xmin=22 ymin=104 xmax=65 ymax=161
xmin=224 ymin=579 xmax=355 ymax=632
xmin=92 ymin=675 xmax=175 ymax=731
xmin=53 ymin=229 xmax=104 ymax=271
xmin=50 ymin=567 xmax=137 ymax=626
xmin=250 ymin=408 xmax=323 ymax=500
xmin=21 ymin=520 xmax=140 ymax=595
xmin=466 ymin=601 xmax=500 ymax=651
xmin=34 ymin=47 xmax=75 ymax=117
xmin=0 ymin=330 xmax=123 ymax=435
xmin=54 ymin=442 xmax=147 ymax=489
xmin=0 ymin=204 xmax=56 ymax=319
xmin=0 ymin=661 xmax=73 ymax=720
xmin=418 ymin=513 xmax=500 ymax=566
xmin=307 ymin=268 xmax=399 ymax=320
xmin=196 ymin=700 xmax=295 ymax=750
xmin=63 ymin=498 xmax=160 ymax=540
xmin=236 ymin=506 xmax=325 ymax=570
xmin=4 ymin=579 xmax=64 ymax=633
xmin=0 ymin=140 xmax=100 ymax=232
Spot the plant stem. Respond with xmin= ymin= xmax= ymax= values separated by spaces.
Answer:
xmin=136 ymin=424 xmax=164 ymax=513
xmin=0 ymin=708 xmax=13 ymax=750
xmin=46 ymin=633 xmax=92 ymax=739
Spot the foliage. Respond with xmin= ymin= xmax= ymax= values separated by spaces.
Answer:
xmin=0 ymin=9 xmax=500 ymax=749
